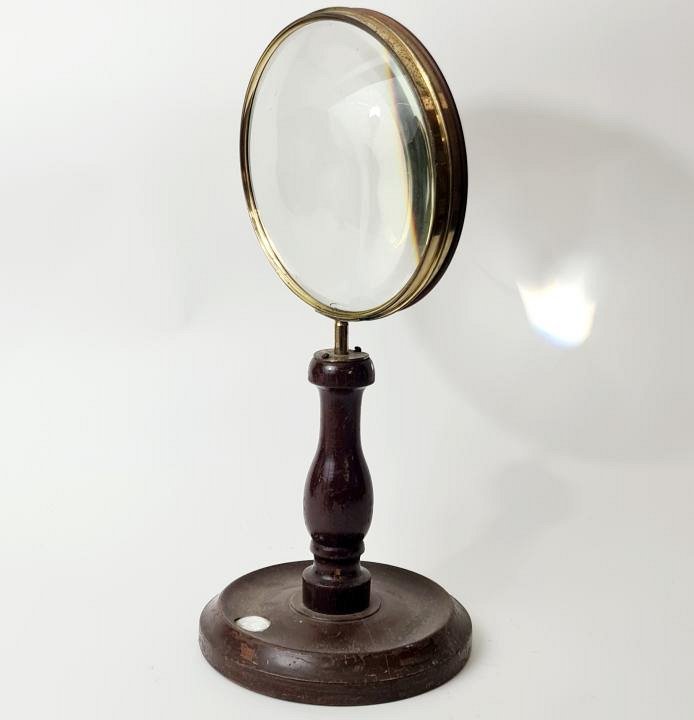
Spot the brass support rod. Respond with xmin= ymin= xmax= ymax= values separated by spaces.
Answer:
xmin=334 ymin=320 xmax=349 ymax=355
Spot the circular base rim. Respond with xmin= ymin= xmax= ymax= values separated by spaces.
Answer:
xmin=199 ymin=561 xmax=472 ymax=706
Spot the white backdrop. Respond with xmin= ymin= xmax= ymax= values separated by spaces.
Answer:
xmin=1 ymin=1 xmax=693 ymax=718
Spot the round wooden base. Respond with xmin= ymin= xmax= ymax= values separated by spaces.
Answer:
xmin=199 ymin=561 xmax=472 ymax=705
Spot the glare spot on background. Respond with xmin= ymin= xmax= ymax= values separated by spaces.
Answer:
xmin=518 ymin=277 xmax=596 ymax=348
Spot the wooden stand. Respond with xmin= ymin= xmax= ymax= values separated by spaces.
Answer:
xmin=199 ymin=347 xmax=472 ymax=705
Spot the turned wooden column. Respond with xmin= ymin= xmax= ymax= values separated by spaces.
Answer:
xmin=301 ymin=347 xmax=375 ymax=614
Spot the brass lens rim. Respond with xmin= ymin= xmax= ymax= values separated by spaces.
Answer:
xmin=240 ymin=7 xmax=467 ymax=320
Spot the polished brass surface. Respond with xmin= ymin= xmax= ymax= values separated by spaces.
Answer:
xmin=334 ymin=320 xmax=349 ymax=355
xmin=240 ymin=7 xmax=467 ymax=321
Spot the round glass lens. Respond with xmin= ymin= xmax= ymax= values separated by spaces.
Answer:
xmin=247 ymin=19 xmax=434 ymax=313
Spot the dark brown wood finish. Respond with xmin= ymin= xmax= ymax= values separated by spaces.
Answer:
xmin=198 ymin=346 xmax=472 ymax=704
xmin=302 ymin=349 xmax=375 ymax=614
xmin=200 ymin=561 xmax=471 ymax=705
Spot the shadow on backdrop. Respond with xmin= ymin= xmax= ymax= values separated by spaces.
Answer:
xmin=412 ymin=104 xmax=694 ymax=461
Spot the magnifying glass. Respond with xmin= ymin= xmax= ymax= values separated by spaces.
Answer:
xmin=243 ymin=7 xmax=466 ymax=325
xmin=200 ymin=8 xmax=470 ymax=705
